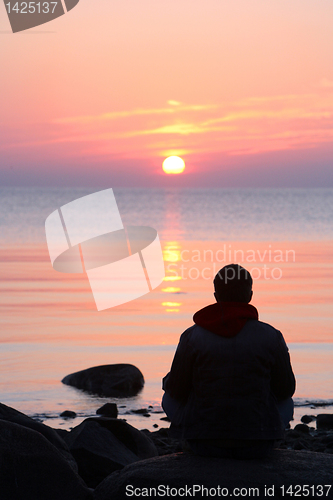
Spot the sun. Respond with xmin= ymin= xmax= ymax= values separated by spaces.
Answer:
xmin=162 ymin=156 xmax=185 ymax=175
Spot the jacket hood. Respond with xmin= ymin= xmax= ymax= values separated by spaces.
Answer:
xmin=193 ymin=302 xmax=259 ymax=338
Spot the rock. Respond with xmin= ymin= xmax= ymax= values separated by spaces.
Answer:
xmin=317 ymin=414 xmax=333 ymax=430
xmin=285 ymin=429 xmax=302 ymax=438
xmin=153 ymin=424 xmax=159 ymax=428
xmin=55 ymin=428 xmax=70 ymax=440
xmin=62 ymin=364 xmax=144 ymax=397
xmin=0 ymin=420 xmax=92 ymax=500
xmin=145 ymin=426 xmax=333 ymax=457
xmin=93 ymin=450 xmax=333 ymax=500
xmin=294 ymin=423 xmax=310 ymax=433
xmin=0 ymin=403 xmax=77 ymax=472
xmin=279 ymin=427 xmax=333 ymax=455
xmin=131 ymin=408 xmax=149 ymax=414
xmin=60 ymin=410 xmax=77 ymax=419
xmin=301 ymin=415 xmax=315 ymax=424
xmin=141 ymin=428 xmax=182 ymax=456
xmin=160 ymin=416 xmax=170 ymax=422
xmin=61 ymin=417 xmax=157 ymax=488
xmin=96 ymin=403 xmax=118 ymax=418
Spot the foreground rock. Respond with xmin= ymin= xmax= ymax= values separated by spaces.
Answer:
xmin=142 ymin=428 xmax=182 ymax=455
xmin=94 ymin=450 xmax=333 ymax=500
xmin=0 ymin=420 xmax=92 ymax=500
xmin=0 ymin=402 xmax=77 ymax=471
xmin=62 ymin=364 xmax=144 ymax=397
xmin=60 ymin=417 xmax=157 ymax=488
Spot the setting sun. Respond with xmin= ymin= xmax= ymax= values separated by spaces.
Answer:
xmin=162 ymin=156 xmax=186 ymax=175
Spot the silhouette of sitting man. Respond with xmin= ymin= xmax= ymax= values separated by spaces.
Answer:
xmin=162 ymin=264 xmax=295 ymax=459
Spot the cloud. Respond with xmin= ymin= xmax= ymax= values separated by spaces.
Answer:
xmin=120 ymin=123 xmax=235 ymax=137
xmin=167 ymin=100 xmax=182 ymax=106
xmin=53 ymin=102 xmax=216 ymax=124
xmin=2 ymin=90 xmax=333 ymax=164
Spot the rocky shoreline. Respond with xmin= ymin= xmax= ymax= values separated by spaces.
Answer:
xmin=32 ymin=403 xmax=333 ymax=456
xmin=1 ymin=400 xmax=333 ymax=500
xmin=1 ymin=364 xmax=332 ymax=499
xmin=143 ymin=421 xmax=333 ymax=457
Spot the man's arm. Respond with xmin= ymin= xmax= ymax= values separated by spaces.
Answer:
xmin=270 ymin=331 xmax=296 ymax=401
xmin=162 ymin=327 xmax=196 ymax=403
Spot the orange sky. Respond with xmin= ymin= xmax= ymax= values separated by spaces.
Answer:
xmin=1 ymin=0 xmax=333 ymax=186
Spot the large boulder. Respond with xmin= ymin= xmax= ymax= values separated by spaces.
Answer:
xmin=62 ymin=364 xmax=144 ymax=397
xmin=94 ymin=450 xmax=333 ymax=500
xmin=0 ymin=403 xmax=77 ymax=471
xmin=61 ymin=417 xmax=157 ymax=488
xmin=0 ymin=420 xmax=93 ymax=500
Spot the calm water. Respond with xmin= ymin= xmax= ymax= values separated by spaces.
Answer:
xmin=1 ymin=187 xmax=333 ymax=243
xmin=1 ymin=187 xmax=333 ymax=429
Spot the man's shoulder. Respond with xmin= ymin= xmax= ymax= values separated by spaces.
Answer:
xmin=245 ymin=319 xmax=286 ymax=343
xmin=183 ymin=320 xmax=281 ymax=336
xmin=178 ymin=324 xmax=210 ymax=347
xmin=180 ymin=324 xmax=197 ymax=339
xmin=252 ymin=319 xmax=281 ymax=333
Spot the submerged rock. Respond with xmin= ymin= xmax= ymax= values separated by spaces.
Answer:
xmin=60 ymin=410 xmax=77 ymax=419
xmin=93 ymin=450 xmax=333 ymax=500
xmin=61 ymin=364 xmax=144 ymax=397
xmin=131 ymin=408 xmax=150 ymax=414
xmin=0 ymin=420 xmax=92 ymax=500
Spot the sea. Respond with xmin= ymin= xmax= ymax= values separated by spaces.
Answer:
xmin=1 ymin=187 xmax=333 ymax=431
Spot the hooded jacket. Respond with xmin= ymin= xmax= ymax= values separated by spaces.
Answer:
xmin=163 ymin=302 xmax=296 ymax=441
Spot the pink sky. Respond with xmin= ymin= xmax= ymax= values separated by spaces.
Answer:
xmin=1 ymin=0 xmax=333 ymax=187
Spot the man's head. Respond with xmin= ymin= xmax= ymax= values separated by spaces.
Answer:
xmin=214 ymin=264 xmax=253 ymax=303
